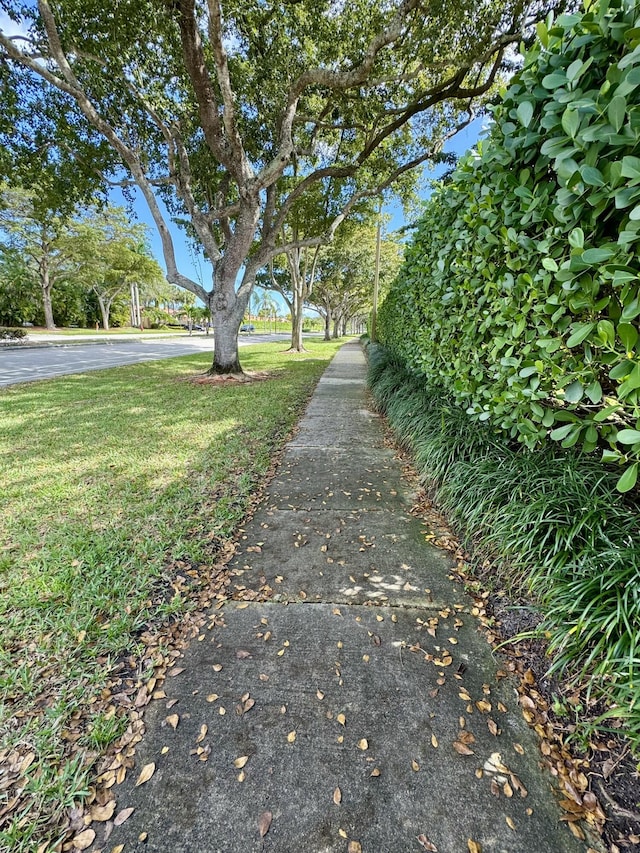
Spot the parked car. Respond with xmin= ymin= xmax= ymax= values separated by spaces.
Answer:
xmin=240 ymin=323 xmax=255 ymax=332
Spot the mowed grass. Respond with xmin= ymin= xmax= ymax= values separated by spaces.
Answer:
xmin=0 ymin=338 xmax=343 ymax=851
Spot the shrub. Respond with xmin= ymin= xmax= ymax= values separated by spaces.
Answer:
xmin=379 ymin=0 xmax=640 ymax=492
xmin=0 ymin=327 xmax=27 ymax=340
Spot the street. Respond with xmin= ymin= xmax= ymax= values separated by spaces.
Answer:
xmin=0 ymin=333 xmax=290 ymax=387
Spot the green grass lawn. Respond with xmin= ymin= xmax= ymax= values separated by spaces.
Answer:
xmin=0 ymin=338 xmax=343 ymax=852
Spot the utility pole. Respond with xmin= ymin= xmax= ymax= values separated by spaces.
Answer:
xmin=371 ymin=199 xmax=382 ymax=342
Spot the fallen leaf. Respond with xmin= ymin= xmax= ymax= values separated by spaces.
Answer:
xmin=337 ymin=713 xmax=346 ymax=726
xmin=487 ymin=719 xmax=499 ymax=736
xmin=431 ymin=733 xmax=438 ymax=748
xmin=72 ymin=829 xmax=95 ymax=850
xmin=236 ymin=649 xmax=252 ymax=659
xmin=468 ymin=841 xmax=482 ymax=853
xmin=370 ymin=767 xmax=381 ymax=777
xmin=339 ymin=828 xmax=348 ymax=838
xmin=135 ymin=762 xmax=155 ymax=786
xmin=206 ymin=693 xmax=219 ymax=703
xmin=233 ymin=756 xmax=249 ymax=768
xmin=138 ymin=833 xmax=148 ymax=842
xmin=110 ymin=847 xmax=125 ymax=853
xmin=316 ymin=690 xmax=325 ymax=700
xmin=333 ymin=787 xmax=342 ymax=805
xmin=165 ymin=714 xmax=179 ymax=730
xmin=417 ymin=835 xmax=438 ymax=851
xmin=287 ymin=731 xmax=296 ymax=743
xmin=196 ymin=724 xmax=208 ymax=743
xmin=348 ymin=842 xmax=362 ymax=853
xmin=506 ymin=816 xmax=515 ymax=830
xmin=237 ymin=770 xmax=246 ymax=782
xmin=212 ymin=664 xmax=223 ymax=672
xmin=357 ymin=738 xmax=368 ymax=751
xmin=258 ymin=811 xmax=272 ymax=838
xmin=114 ymin=807 xmax=135 ymax=826
xmin=412 ymin=759 xmax=420 ymax=771
xmin=90 ymin=801 xmax=116 ymax=822
xmin=453 ymin=742 xmax=474 ymax=755
xmin=168 ymin=666 xmax=185 ymax=676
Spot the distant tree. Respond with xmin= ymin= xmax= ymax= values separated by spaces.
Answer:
xmin=309 ymin=222 xmax=403 ymax=339
xmin=67 ymin=206 xmax=166 ymax=330
xmin=0 ymin=185 xmax=77 ymax=329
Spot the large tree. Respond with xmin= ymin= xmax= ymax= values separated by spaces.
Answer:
xmin=0 ymin=0 xmax=557 ymax=374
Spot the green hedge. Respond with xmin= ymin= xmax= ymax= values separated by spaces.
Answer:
xmin=379 ymin=0 xmax=640 ymax=492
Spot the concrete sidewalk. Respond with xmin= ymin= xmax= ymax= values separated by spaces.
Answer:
xmin=107 ymin=341 xmax=589 ymax=853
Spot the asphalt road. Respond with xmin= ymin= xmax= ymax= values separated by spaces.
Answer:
xmin=0 ymin=333 xmax=290 ymax=387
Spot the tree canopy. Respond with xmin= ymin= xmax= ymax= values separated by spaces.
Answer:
xmin=0 ymin=0 xmax=561 ymax=372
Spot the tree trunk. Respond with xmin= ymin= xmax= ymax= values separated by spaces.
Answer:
xmin=324 ymin=310 xmax=331 ymax=342
xmin=332 ymin=318 xmax=339 ymax=339
xmin=341 ymin=319 xmax=348 ymax=336
xmin=208 ymin=287 xmax=250 ymax=375
xmin=42 ymin=283 xmax=55 ymax=330
xmin=291 ymin=286 xmax=305 ymax=351
xmin=40 ymin=257 xmax=55 ymax=330
xmin=98 ymin=296 xmax=110 ymax=331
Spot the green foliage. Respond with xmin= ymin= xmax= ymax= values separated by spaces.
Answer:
xmin=367 ymin=345 xmax=640 ymax=750
xmin=379 ymin=0 xmax=640 ymax=493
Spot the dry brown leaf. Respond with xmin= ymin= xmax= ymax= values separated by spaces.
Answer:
xmin=72 ymin=829 xmax=95 ymax=850
xmin=339 ymin=828 xmax=348 ymax=838
xmin=165 ymin=714 xmax=179 ymax=730
xmin=168 ymin=666 xmax=185 ymax=676
xmin=337 ymin=713 xmax=346 ymax=726
xmin=206 ymin=693 xmax=219 ymax=703
xmin=135 ymin=762 xmax=155 ymax=787
xmin=90 ymin=800 xmax=116 ymax=822
xmin=237 ymin=770 xmax=246 ymax=782
xmin=513 ymin=743 xmax=524 ymax=755
xmin=316 ymin=689 xmax=325 ymax=700
xmin=110 ymin=846 xmax=125 ymax=853
xmin=333 ymin=787 xmax=342 ymax=805
xmin=503 ymin=781 xmax=514 ymax=798
xmin=233 ymin=756 xmax=249 ymax=769
xmin=417 ymin=835 xmax=438 ymax=852
xmin=412 ymin=759 xmax=420 ymax=771
xmin=431 ymin=733 xmax=438 ymax=748
xmin=236 ymin=649 xmax=252 ymax=659
xmin=357 ymin=738 xmax=368 ymax=751
xmin=370 ymin=767 xmax=381 ymax=777
xmin=196 ymin=724 xmax=208 ymax=743
xmin=453 ymin=741 xmax=474 ymax=756
xmin=348 ymin=842 xmax=362 ymax=853
xmin=467 ymin=841 xmax=482 ymax=853
xmin=258 ymin=811 xmax=272 ymax=838
xmin=113 ymin=807 xmax=135 ymax=827
xmin=506 ymin=816 xmax=515 ymax=830
xmin=287 ymin=731 xmax=296 ymax=743
xmin=487 ymin=719 xmax=499 ymax=736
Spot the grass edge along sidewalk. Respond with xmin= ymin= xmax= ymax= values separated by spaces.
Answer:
xmin=0 ymin=338 xmax=343 ymax=853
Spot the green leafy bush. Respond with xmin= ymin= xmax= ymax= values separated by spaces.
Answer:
xmin=367 ymin=342 xmax=640 ymax=749
xmin=379 ymin=0 xmax=640 ymax=492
